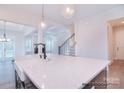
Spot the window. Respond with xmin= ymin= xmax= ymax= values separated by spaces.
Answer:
xmin=0 ymin=39 xmax=15 ymax=61
xmin=25 ymin=31 xmax=38 ymax=55
xmin=5 ymin=39 xmax=15 ymax=58
xmin=25 ymin=38 xmax=33 ymax=55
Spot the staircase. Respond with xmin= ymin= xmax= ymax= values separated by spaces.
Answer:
xmin=58 ymin=33 xmax=76 ymax=56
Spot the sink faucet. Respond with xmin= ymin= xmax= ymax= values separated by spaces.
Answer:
xmin=34 ymin=43 xmax=47 ymax=59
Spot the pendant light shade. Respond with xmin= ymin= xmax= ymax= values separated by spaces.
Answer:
xmin=0 ymin=21 xmax=10 ymax=42
xmin=41 ymin=21 xmax=46 ymax=28
xmin=62 ymin=5 xmax=75 ymax=19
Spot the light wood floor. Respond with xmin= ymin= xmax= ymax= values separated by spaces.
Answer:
xmin=107 ymin=60 xmax=124 ymax=89
xmin=0 ymin=60 xmax=124 ymax=89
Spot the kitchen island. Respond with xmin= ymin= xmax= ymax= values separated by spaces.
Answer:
xmin=14 ymin=54 xmax=110 ymax=89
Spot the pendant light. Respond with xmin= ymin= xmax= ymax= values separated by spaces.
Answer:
xmin=62 ymin=5 xmax=75 ymax=19
xmin=41 ymin=4 xmax=46 ymax=28
xmin=0 ymin=21 xmax=10 ymax=42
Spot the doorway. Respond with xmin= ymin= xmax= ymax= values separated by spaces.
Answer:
xmin=107 ymin=17 xmax=124 ymax=61
xmin=113 ymin=26 xmax=124 ymax=60
xmin=43 ymin=26 xmax=71 ymax=54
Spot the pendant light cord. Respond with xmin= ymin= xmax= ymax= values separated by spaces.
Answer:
xmin=3 ymin=21 xmax=6 ymax=39
xmin=42 ymin=4 xmax=45 ymax=22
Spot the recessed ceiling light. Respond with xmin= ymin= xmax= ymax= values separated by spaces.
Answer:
xmin=121 ymin=21 xmax=124 ymax=24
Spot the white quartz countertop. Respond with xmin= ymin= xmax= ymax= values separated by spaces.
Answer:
xmin=15 ymin=54 xmax=110 ymax=89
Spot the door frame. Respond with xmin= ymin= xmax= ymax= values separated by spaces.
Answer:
xmin=107 ymin=22 xmax=114 ymax=62
xmin=107 ymin=17 xmax=124 ymax=61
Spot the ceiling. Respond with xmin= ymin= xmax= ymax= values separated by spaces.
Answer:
xmin=0 ymin=20 xmax=36 ymax=34
xmin=45 ymin=26 xmax=69 ymax=36
xmin=0 ymin=4 xmax=122 ymax=34
xmin=0 ymin=4 xmax=121 ymax=25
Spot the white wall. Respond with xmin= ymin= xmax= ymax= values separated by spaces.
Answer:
xmin=75 ymin=6 xmax=124 ymax=59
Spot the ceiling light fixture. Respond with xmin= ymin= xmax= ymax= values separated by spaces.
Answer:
xmin=66 ymin=7 xmax=74 ymax=14
xmin=41 ymin=4 xmax=46 ymax=28
xmin=0 ymin=21 xmax=10 ymax=42
xmin=62 ymin=5 xmax=75 ymax=19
